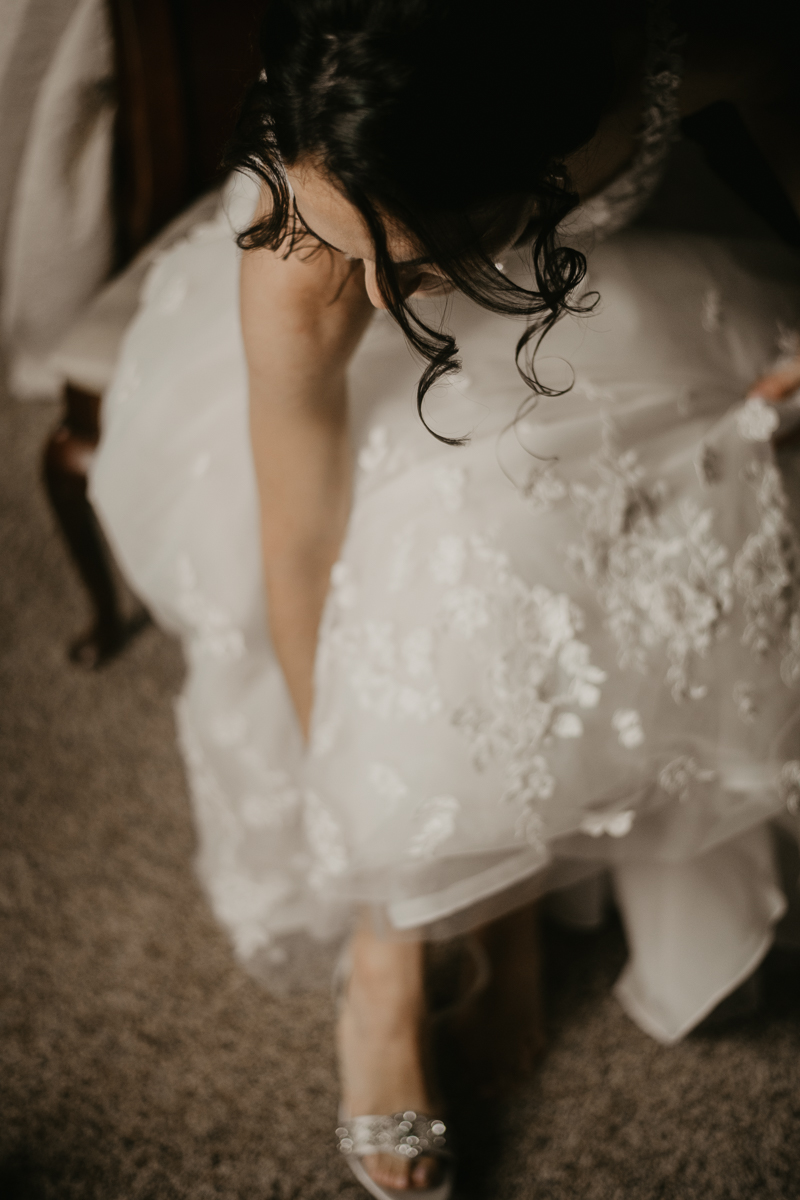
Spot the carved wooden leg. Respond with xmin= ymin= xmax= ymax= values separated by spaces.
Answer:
xmin=43 ymin=385 xmax=149 ymax=667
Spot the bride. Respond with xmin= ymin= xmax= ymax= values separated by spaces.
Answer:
xmin=92 ymin=1 xmax=800 ymax=1195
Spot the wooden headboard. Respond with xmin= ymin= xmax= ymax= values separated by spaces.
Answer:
xmin=108 ymin=0 xmax=265 ymax=267
xmin=106 ymin=0 xmax=800 ymax=265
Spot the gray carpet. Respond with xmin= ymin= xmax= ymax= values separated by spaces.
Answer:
xmin=2 ymin=381 xmax=799 ymax=1200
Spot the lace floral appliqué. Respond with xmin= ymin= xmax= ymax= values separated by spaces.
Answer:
xmin=408 ymin=796 xmax=460 ymax=858
xmin=567 ymin=9 xmax=683 ymax=240
xmin=733 ymin=461 xmax=800 ymax=686
xmin=239 ymin=770 xmax=300 ymax=830
xmin=175 ymin=554 xmax=245 ymax=661
xmin=448 ymin=535 xmax=607 ymax=847
xmin=368 ymin=762 xmax=409 ymax=808
xmin=325 ymin=617 xmax=442 ymax=721
xmin=738 ymin=398 xmax=780 ymax=443
xmin=732 ymin=681 xmax=758 ymax=724
xmin=522 ymin=463 xmax=567 ymax=510
xmin=357 ymin=425 xmax=412 ymax=480
xmin=581 ymin=809 xmax=635 ymax=838
xmin=304 ymin=790 xmax=348 ymax=883
xmin=778 ymin=761 xmax=800 ymax=816
xmin=434 ymin=466 xmax=467 ymax=513
xmin=612 ymin=709 xmax=645 ymax=748
xmin=701 ymin=288 xmax=722 ymax=333
xmin=178 ymin=713 xmax=289 ymax=960
xmin=658 ymin=755 xmax=717 ymax=803
xmin=568 ymin=437 xmax=732 ymax=702
xmin=696 ymin=442 xmax=723 ymax=487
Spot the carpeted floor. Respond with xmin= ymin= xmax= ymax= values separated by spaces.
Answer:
xmin=2 ymin=380 xmax=799 ymax=1200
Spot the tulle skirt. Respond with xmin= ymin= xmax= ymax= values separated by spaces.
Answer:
xmin=92 ymin=158 xmax=800 ymax=1042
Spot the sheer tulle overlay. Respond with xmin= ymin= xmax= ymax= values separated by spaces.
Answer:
xmin=92 ymin=151 xmax=800 ymax=1042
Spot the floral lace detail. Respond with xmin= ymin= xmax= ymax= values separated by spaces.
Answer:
xmin=213 ymin=874 xmax=289 ymax=959
xmin=448 ymin=536 xmax=607 ymax=844
xmin=552 ymin=712 xmax=583 ymax=738
xmin=737 ymin=398 xmax=780 ymax=442
xmin=433 ymin=465 xmax=467 ymax=513
xmin=440 ymin=584 xmax=490 ymax=639
xmin=388 ymin=523 xmax=418 ymax=592
xmin=696 ymin=443 xmax=723 ymax=487
xmin=304 ymin=789 xmax=348 ymax=882
xmin=358 ymin=426 xmax=390 ymax=473
xmin=368 ymin=762 xmax=409 ymax=807
xmin=733 ymin=462 xmax=800 ymax=686
xmin=180 ymin=713 xmax=228 ymax=823
xmin=178 ymin=713 xmax=287 ymax=959
xmin=777 ymin=322 xmax=800 ymax=360
xmin=778 ymin=761 xmax=800 ymax=816
xmin=701 ymin=287 xmax=723 ymax=333
xmin=175 ymin=554 xmax=245 ymax=660
xmin=408 ymin=796 xmax=460 ymax=858
xmin=429 ymin=535 xmax=467 ymax=587
xmin=567 ymin=437 xmax=733 ymax=702
xmin=325 ymin=618 xmax=442 ymax=720
xmin=658 ymin=755 xmax=717 ymax=803
xmin=239 ymin=770 xmax=301 ymax=830
xmin=732 ymin=681 xmax=758 ymax=724
xmin=357 ymin=424 xmax=414 ymax=479
xmin=581 ymin=809 xmax=635 ymax=838
xmin=568 ymin=7 xmax=683 ymax=240
xmin=612 ymin=708 xmax=645 ymax=748
xmin=522 ymin=463 xmax=568 ymax=510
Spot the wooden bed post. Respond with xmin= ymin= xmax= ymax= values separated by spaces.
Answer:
xmin=43 ymin=385 xmax=149 ymax=666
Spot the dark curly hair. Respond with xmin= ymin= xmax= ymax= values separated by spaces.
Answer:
xmin=228 ymin=0 xmax=634 ymax=439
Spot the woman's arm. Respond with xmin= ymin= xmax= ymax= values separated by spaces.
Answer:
xmin=241 ymin=225 xmax=373 ymax=737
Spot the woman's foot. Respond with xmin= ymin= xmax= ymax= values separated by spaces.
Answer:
xmin=337 ymin=927 xmax=443 ymax=1191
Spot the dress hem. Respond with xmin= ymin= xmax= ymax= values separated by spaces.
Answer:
xmin=612 ymin=894 xmax=785 ymax=1044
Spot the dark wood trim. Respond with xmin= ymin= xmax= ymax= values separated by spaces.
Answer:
xmin=43 ymin=387 xmax=149 ymax=668
xmin=107 ymin=0 xmax=189 ymax=265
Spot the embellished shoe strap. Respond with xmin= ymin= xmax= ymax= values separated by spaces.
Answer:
xmin=336 ymin=1112 xmax=451 ymax=1161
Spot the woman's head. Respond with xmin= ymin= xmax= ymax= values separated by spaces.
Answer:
xmin=230 ymin=0 xmax=631 ymax=434
xmin=282 ymin=157 xmax=535 ymax=310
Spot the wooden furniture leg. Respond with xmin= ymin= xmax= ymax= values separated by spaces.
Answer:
xmin=43 ymin=385 xmax=149 ymax=667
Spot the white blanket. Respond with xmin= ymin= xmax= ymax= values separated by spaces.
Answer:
xmin=0 ymin=0 xmax=114 ymax=400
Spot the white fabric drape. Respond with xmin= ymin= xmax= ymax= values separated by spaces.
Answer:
xmin=0 ymin=0 xmax=114 ymax=400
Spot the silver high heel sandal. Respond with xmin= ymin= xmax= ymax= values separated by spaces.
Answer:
xmin=336 ymin=1110 xmax=454 ymax=1200
xmin=333 ymin=935 xmax=489 ymax=1200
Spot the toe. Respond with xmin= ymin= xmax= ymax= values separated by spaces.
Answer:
xmin=365 ymin=1152 xmax=411 ymax=1190
xmin=363 ymin=1151 xmax=444 ymax=1191
xmin=411 ymin=1154 xmax=442 ymax=1188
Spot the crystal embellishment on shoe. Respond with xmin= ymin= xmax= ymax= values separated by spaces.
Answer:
xmin=336 ymin=1111 xmax=450 ymax=1160
xmin=336 ymin=1110 xmax=454 ymax=1200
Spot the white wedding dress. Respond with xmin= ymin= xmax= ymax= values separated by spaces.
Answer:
xmin=91 ymin=29 xmax=800 ymax=1043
